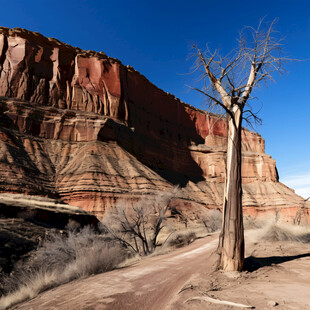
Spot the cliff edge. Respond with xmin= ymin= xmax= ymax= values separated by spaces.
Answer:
xmin=0 ymin=27 xmax=308 ymax=222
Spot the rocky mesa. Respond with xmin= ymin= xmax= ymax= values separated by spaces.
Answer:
xmin=0 ymin=27 xmax=308 ymax=222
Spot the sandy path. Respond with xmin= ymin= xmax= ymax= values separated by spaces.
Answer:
xmin=172 ymin=232 xmax=310 ymax=310
xmin=15 ymin=235 xmax=218 ymax=310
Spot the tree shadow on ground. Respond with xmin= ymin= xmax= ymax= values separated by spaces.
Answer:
xmin=244 ymin=252 xmax=310 ymax=272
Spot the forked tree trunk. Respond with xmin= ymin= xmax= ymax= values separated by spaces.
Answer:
xmin=219 ymin=107 xmax=244 ymax=271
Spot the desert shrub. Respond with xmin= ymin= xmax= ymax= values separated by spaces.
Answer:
xmin=259 ymin=222 xmax=310 ymax=243
xmin=101 ymin=189 xmax=179 ymax=256
xmin=163 ymin=230 xmax=197 ymax=249
xmin=201 ymin=209 xmax=222 ymax=233
xmin=0 ymin=226 xmax=129 ymax=309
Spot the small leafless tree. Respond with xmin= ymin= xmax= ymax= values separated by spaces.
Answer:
xmin=201 ymin=209 xmax=222 ymax=233
xmin=102 ymin=190 xmax=177 ymax=256
xmin=191 ymin=18 xmax=289 ymax=271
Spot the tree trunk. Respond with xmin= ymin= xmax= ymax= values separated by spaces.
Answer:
xmin=219 ymin=107 xmax=244 ymax=271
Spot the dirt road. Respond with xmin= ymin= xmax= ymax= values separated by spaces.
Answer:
xmin=16 ymin=235 xmax=218 ymax=310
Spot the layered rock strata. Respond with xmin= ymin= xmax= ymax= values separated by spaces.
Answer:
xmin=0 ymin=28 xmax=307 ymax=222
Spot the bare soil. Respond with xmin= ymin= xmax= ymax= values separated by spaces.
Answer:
xmin=13 ymin=231 xmax=310 ymax=310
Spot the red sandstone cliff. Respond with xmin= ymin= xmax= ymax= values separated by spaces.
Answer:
xmin=0 ymin=27 xmax=307 ymax=222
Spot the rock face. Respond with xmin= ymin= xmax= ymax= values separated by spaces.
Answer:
xmin=0 ymin=27 xmax=308 ymax=222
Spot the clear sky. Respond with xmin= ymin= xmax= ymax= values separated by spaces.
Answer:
xmin=2 ymin=0 xmax=310 ymax=198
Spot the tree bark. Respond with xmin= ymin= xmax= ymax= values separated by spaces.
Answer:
xmin=219 ymin=107 xmax=244 ymax=271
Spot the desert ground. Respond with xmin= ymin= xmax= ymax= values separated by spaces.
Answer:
xmin=9 ymin=223 xmax=310 ymax=310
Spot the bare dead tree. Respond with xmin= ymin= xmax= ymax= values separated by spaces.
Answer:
xmin=102 ymin=190 xmax=177 ymax=256
xmin=190 ymin=18 xmax=288 ymax=271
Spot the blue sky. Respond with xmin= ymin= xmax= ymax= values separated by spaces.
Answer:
xmin=2 ymin=0 xmax=310 ymax=198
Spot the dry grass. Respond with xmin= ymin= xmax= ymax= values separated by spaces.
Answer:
xmin=257 ymin=222 xmax=310 ymax=243
xmin=4 ymin=198 xmax=308 ymax=309
xmin=163 ymin=230 xmax=197 ymax=249
xmin=0 ymin=226 xmax=129 ymax=309
xmin=244 ymin=218 xmax=310 ymax=247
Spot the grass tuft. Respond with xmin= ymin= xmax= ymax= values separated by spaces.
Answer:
xmin=0 ymin=226 xmax=129 ymax=309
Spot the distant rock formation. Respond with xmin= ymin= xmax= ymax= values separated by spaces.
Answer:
xmin=0 ymin=27 xmax=308 ymax=222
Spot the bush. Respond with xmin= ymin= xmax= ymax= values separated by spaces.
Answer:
xmin=259 ymin=222 xmax=310 ymax=243
xmin=101 ymin=189 xmax=179 ymax=256
xmin=201 ymin=209 xmax=222 ymax=233
xmin=0 ymin=226 xmax=128 ymax=309
xmin=163 ymin=230 xmax=197 ymax=249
